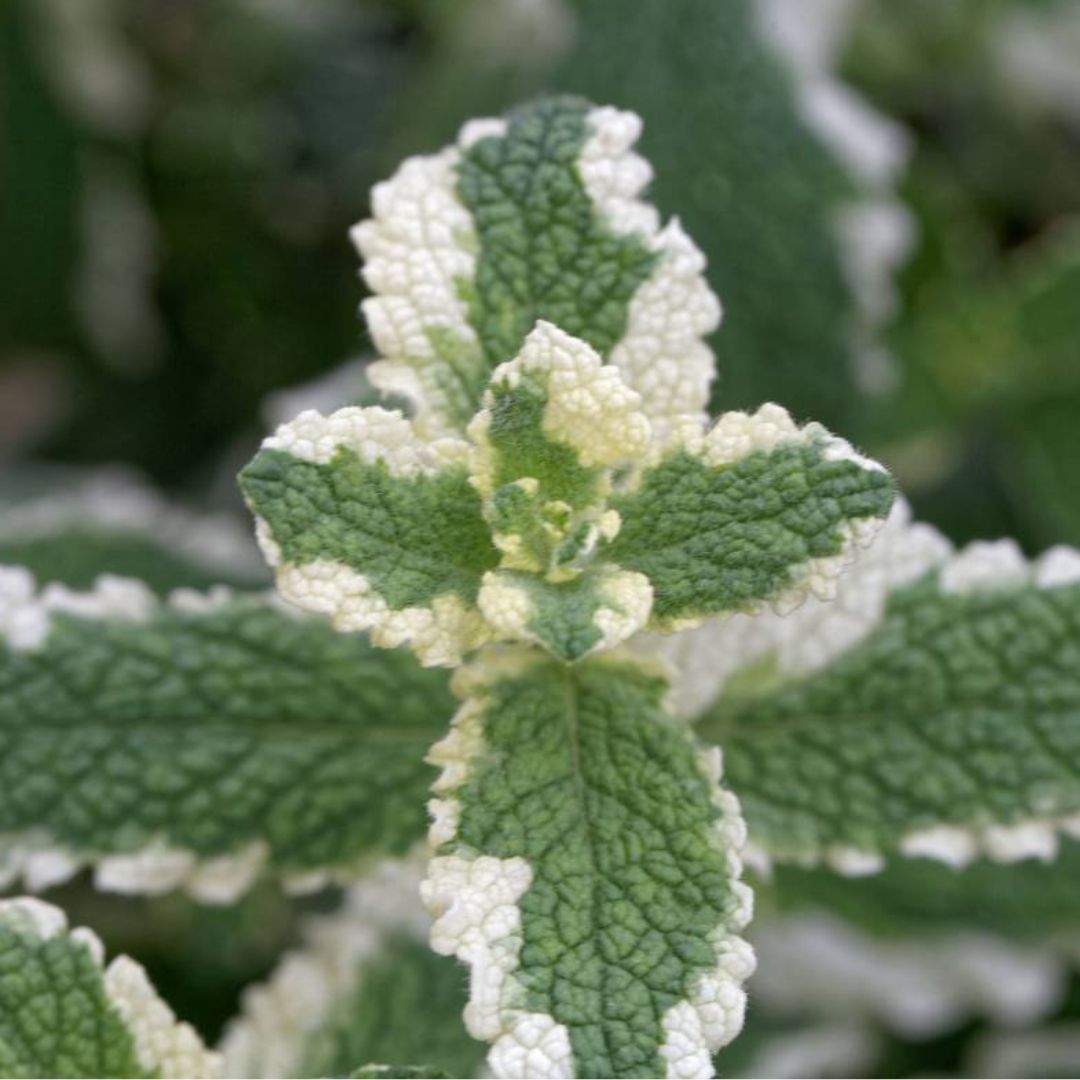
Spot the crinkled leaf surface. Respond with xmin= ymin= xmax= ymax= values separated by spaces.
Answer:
xmin=0 ymin=580 xmax=450 ymax=893
xmin=608 ymin=406 xmax=895 ymax=625
xmin=423 ymin=652 xmax=754 ymax=1079
xmin=457 ymin=95 xmax=658 ymax=370
xmin=702 ymin=558 xmax=1080 ymax=866
xmin=354 ymin=94 xmax=719 ymax=438
xmin=0 ymin=897 xmax=217 ymax=1078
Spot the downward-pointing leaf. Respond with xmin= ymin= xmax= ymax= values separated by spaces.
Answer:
xmin=422 ymin=651 xmax=755 ymax=1079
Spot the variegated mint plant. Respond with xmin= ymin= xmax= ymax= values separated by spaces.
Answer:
xmin=232 ymin=95 xmax=898 ymax=1078
xmin=1 ymin=94 xmax=1079 ymax=1080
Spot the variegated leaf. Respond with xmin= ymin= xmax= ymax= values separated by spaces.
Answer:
xmin=422 ymin=649 xmax=755 ymax=1079
xmin=675 ymin=503 xmax=1080 ymax=872
xmin=352 ymin=95 xmax=719 ymax=439
xmin=0 ymin=569 xmax=450 ymax=899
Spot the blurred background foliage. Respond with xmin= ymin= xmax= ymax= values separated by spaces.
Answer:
xmin=2 ymin=0 xmax=1079 ymax=1075
xmin=2 ymin=0 xmax=1078 ymax=551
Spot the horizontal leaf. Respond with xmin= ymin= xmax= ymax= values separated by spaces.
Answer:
xmin=239 ymin=407 xmax=499 ymax=667
xmin=608 ymin=403 xmax=895 ymax=626
xmin=768 ymin=837 xmax=1080 ymax=943
xmin=0 ymin=569 xmax=452 ymax=899
xmin=693 ymin=514 xmax=1080 ymax=870
xmin=0 ymin=897 xmax=219 ymax=1077
xmin=221 ymin=858 xmax=483 ymax=1080
xmin=422 ymin=650 xmax=755 ymax=1079
xmin=353 ymin=95 xmax=719 ymax=437
xmin=0 ymin=468 xmax=265 ymax=593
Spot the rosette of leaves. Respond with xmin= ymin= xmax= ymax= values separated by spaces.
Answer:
xmin=0 ymin=94 xmax=1078 ymax=1080
xmin=237 ymin=94 xmax=893 ymax=1078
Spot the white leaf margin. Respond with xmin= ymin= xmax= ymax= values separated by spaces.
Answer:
xmin=350 ymin=101 xmax=721 ymax=441
xmin=754 ymin=0 xmax=915 ymax=396
xmin=649 ymin=402 xmax=894 ymax=633
xmin=0 ymin=468 xmax=263 ymax=583
xmin=640 ymin=500 xmax=1080 ymax=875
xmin=750 ymin=911 xmax=1069 ymax=1039
xmin=246 ymin=406 xmax=492 ymax=668
xmin=0 ymin=569 xmax=394 ymax=902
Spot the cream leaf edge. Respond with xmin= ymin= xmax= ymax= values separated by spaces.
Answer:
xmin=647 ymin=402 xmax=893 ymax=633
xmin=0 ymin=467 xmax=262 ymax=580
xmin=350 ymin=103 xmax=720 ymax=440
xmin=750 ymin=910 xmax=1069 ymax=1038
xmin=248 ymin=406 xmax=492 ymax=668
xmin=639 ymin=501 xmax=1080 ymax=875
xmin=753 ymin=0 xmax=915 ymax=396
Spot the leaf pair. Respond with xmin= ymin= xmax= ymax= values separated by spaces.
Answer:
xmin=240 ymin=321 xmax=894 ymax=667
xmin=240 ymin=96 xmax=896 ymax=669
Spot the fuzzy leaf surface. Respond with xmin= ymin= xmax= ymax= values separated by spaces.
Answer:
xmin=608 ymin=406 xmax=895 ymax=625
xmin=0 ymin=577 xmax=450 ymax=894
xmin=702 ymin=553 xmax=1080 ymax=866
xmin=423 ymin=652 xmax=754 ymax=1078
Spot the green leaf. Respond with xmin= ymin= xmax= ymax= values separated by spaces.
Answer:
xmin=350 ymin=1067 xmax=450 ymax=1080
xmin=0 ymin=896 xmax=218 ymax=1078
xmin=608 ymin=404 xmax=896 ymax=626
xmin=693 ymin=517 xmax=1080 ymax=870
xmin=422 ymin=650 xmax=755 ymax=1078
xmin=354 ymin=95 xmax=720 ymax=438
xmin=221 ymin=859 xmax=483 ymax=1080
xmin=239 ymin=406 xmax=500 ymax=667
xmin=0 ymin=568 xmax=452 ymax=898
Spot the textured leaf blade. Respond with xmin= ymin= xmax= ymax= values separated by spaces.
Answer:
xmin=0 ymin=897 xmax=218 ymax=1078
xmin=353 ymin=95 xmax=719 ymax=437
xmin=696 ymin=531 xmax=1080 ymax=870
xmin=0 ymin=569 xmax=451 ymax=898
xmin=608 ymin=404 xmax=895 ymax=627
xmin=239 ymin=406 xmax=499 ymax=667
xmin=422 ymin=651 xmax=755 ymax=1079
